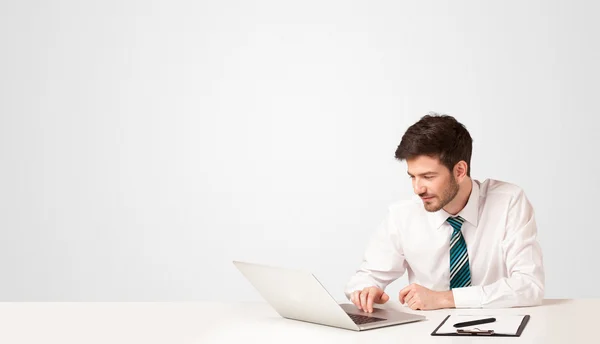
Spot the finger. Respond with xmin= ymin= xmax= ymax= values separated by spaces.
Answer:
xmin=398 ymin=288 xmax=408 ymax=304
xmin=401 ymin=289 xmax=411 ymax=304
xmin=412 ymin=299 xmax=423 ymax=310
xmin=351 ymin=291 xmax=359 ymax=307
xmin=354 ymin=290 xmax=361 ymax=309
xmin=360 ymin=290 xmax=368 ymax=311
xmin=410 ymin=294 xmax=422 ymax=310
xmin=376 ymin=292 xmax=390 ymax=304
xmin=354 ymin=291 xmax=363 ymax=310
xmin=367 ymin=288 xmax=378 ymax=313
xmin=399 ymin=285 xmax=413 ymax=303
xmin=403 ymin=289 xmax=415 ymax=305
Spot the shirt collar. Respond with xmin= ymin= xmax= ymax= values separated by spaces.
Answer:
xmin=427 ymin=179 xmax=480 ymax=230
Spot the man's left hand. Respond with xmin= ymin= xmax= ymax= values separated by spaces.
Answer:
xmin=399 ymin=283 xmax=454 ymax=310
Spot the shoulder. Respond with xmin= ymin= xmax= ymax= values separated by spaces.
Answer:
xmin=478 ymin=178 xmax=526 ymax=197
xmin=477 ymin=178 xmax=530 ymax=207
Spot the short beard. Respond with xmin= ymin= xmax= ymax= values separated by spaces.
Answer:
xmin=424 ymin=176 xmax=460 ymax=213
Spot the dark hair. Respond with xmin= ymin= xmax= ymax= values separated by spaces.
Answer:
xmin=395 ymin=112 xmax=473 ymax=176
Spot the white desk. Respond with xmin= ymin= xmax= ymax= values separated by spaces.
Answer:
xmin=0 ymin=300 xmax=594 ymax=343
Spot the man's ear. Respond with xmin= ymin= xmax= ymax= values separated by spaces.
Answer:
xmin=454 ymin=161 xmax=468 ymax=182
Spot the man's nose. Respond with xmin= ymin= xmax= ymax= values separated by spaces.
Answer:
xmin=413 ymin=181 xmax=426 ymax=195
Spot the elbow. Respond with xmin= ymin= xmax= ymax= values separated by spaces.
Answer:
xmin=520 ymin=276 xmax=544 ymax=307
xmin=529 ymin=281 xmax=544 ymax=306
xmin=490 ymin=273 xmax=544 ymax=308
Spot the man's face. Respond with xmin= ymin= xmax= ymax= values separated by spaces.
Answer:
xmin=406 ymin=155 xmax=459 ymax=212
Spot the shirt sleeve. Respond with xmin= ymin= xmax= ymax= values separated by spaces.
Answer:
xmin=344 ymin=207 xmax=407 ymax=300
xmin=452 ymin=189 xmax=545 ymax=308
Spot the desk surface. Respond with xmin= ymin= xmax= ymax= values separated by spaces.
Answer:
xmin=0 ymin=299 xmax=595 ymax=343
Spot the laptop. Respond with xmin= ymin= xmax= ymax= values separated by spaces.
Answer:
xmin=233 ymin=260 xmax=426 ymax=331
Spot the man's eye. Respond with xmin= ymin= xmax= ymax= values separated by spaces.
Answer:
xmin=424 ymin=176 xmax=433 ymax=180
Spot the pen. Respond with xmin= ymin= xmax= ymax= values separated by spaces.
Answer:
xmin=453 ymin=317 xmax=496 ymax=328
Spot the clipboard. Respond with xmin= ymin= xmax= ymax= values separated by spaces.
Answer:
xmin=431 ymin=314 xmax=530 ymax=337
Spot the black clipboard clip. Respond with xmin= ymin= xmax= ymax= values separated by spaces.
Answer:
xmin=456 ymin=327 xmax=495 ymax=335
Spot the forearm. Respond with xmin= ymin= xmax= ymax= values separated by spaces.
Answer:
xmin=452 ymin=272 xmax=544 ymax=308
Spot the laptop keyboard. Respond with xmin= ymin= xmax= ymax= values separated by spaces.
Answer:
xmin=346 ymin=313 xmax=386 ymax=325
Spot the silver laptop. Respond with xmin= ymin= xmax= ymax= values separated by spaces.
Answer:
xmin=233 ymin=261 xmax=425 ymax=331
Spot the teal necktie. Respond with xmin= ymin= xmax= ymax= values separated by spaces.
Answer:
xmin=447 ymin=216 xmax=472 ymax=289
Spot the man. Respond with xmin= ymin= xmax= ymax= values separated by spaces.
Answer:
xmin=345 ymin=113 xmax=544 ymax=312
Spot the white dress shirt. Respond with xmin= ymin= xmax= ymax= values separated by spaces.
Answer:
xmin=345 ymin=179 xmax=545 ymax=308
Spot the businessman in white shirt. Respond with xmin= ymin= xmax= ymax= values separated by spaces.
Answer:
xmin=346 ymin=113 xmax=544 ymax=311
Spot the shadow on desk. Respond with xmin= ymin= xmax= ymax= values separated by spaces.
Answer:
xmin=542 ymin=299 xmax=573 ymax=306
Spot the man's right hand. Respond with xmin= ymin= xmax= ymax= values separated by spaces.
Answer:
xmin=350 ymin=286 xmax=390 ymax=313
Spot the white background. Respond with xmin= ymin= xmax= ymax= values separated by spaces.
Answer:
xmin=1 ymin=0 xmax=598 ymax=301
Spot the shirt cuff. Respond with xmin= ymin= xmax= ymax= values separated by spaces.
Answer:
xmin=452 ymin=286 xmax=483 ymax=308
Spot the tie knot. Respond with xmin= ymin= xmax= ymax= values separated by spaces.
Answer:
xmin=446 ymin=216 xmax=465 ymax=232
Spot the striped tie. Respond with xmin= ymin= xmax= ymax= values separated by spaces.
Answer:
xmin=447 ymin=216 xmax=472 ymax=289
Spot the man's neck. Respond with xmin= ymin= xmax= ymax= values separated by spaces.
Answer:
xmin=443 ymin=177 xmax=473 ymax=215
